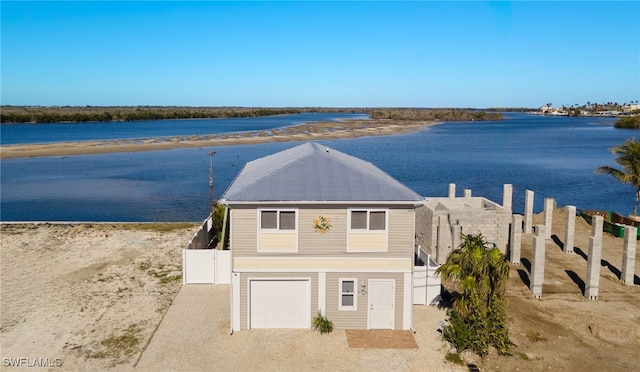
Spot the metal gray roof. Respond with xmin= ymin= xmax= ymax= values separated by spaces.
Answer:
xmin=220 ymin=142 xmax=422 ymax=203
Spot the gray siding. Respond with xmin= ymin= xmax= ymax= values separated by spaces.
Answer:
xmin=298 ymin=208 xmax=348 ymax=255
xmin=387 ymin=209 xmax=415 ymax=259
xmin=231 ymin=205 xmax=415 ymax=259
xmin=325 ymin=272 xmax=405 ymax=330
xmin=230 ymin=207 xmax=257 ymax=258
xmin=239 ymin=272 xmax=318 ymax=330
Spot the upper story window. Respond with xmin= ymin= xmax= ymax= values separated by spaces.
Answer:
xmin=260 ymin=210 xmax=296 ymax=231
xmin=350 ymin=210 xmax=386 ymax=231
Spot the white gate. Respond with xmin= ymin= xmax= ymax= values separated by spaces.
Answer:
xmin=414 ymin=248 xmax=441 ymax=305
xmin=183 ymin=249 xmax=231 ymax=284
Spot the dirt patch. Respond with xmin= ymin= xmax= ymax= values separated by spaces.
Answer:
xmin=345 ymin=330 xmax=418 ymax=349
xmin=463 ymin=208 xmax=640 ymax=371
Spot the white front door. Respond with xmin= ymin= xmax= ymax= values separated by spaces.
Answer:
xmin=368 ymin=279 xmax=395 ymax=329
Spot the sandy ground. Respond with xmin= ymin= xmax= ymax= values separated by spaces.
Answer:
xmin=0 ymin=119 xmax=437 ymax=159
xmin=0 ymin=223 xmax=199 ymax=370
xmin=467 ymin=208 xmax=640 ymax=371
xmin=134 ymin=285 xmax=465 ymax=372
xmin=1 ymin=209 xmax=639 ymax=371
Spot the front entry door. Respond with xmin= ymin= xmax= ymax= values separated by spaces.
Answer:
xmin=368 ymin=279 xmax=395 ymax=329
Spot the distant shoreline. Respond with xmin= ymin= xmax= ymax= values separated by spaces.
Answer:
xmin=0 ymin=119 xmax=439 ymax=159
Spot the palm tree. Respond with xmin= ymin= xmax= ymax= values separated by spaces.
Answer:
xmin=436 ymin=233 xmax=511 ymax=355
xmin=596 ymin=138 xmax=640 ymax=210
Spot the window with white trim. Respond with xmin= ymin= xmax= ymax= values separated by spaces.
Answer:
xmin=260 ymin=210 xmax=296 ymax=230
xmin=339 ymin=278 xmax=357 ymax=311
xmin=350 ymin=210 xmax=386 ymax=231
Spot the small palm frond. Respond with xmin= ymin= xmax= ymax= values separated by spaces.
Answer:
xmin=596 ymin=138 xmax=640 ymax=203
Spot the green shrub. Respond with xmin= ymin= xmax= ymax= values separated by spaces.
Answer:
xmin=437 ymin=233 xmax=512 ymax=357
xmin=312 ymin=311 xmax=334 ymax=334
xmin=445 ymin=352 xmax=464 ymax=365
xmin=614 ymin=116 xmax=640 ymax=129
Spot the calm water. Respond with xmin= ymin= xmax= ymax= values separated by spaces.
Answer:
xmin=0 ymin=113 xmax=367 ymax=145
xmin=1 ymin=113 xmax=638 ymax=221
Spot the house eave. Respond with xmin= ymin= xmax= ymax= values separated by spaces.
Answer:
xmin=219 ymin=199 xmax=425 ymax=207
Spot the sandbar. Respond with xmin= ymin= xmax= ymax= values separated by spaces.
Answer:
xmin=0 ymin=119 xmax=438 ymax=159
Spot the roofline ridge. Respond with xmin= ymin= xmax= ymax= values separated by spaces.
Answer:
xmin=325 ymin=147 xmax=422 ymax=199
xmin=219 ymin=162 xmax=248 ymax=200
xmin=221 ymin=141 xmax=423 ymax=202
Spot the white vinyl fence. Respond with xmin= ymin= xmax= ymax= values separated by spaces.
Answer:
xmin=183 ymin=249 xmax=231 ymax=284
xmin=413 ymin=246 xmax=441 ymax=305
xmin=182 ymin=214 xmax=231 ymax=285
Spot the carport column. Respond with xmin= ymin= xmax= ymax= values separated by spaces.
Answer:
xmin=530 ymin=225 xmax=546 ymax=298
xmin=621 ymin=226 xmax=637 ymax=285
xmin=448 ymin=183 xmax=456 ymax=199
xmin=231 ymin=273 xmax=241 ymax=332
xmin=585 ymin=215 xmax=603 ymax=300
xmin=464 ymin=189 xmax=472 ymax=198
xmin=543 ymin=197 xmax=554 ymax=242
xmin=564 ymin=206 xmax=576 ymax=254
xmin=524 ymin=190 xmax=534 ymax=234
xmin=318 ymin=272 xmax=326 ymax=314
xmin=502 ymin=184 xmax=513 ymax=212
xmin=510 ymin=214 xmax=522 ymax=265
xmin=403 ymin=272 xmax=413 ymax=330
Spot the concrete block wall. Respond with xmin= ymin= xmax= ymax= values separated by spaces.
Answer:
xmin=496 ymin=209 xmax=512 ymax=254
xmin=417 ymin=195 xmax=510 ymax=264
xmin=450 ymin=208 xmax=510 ymax=251
xmin=437 ymin=215 xmax=454 ymax=263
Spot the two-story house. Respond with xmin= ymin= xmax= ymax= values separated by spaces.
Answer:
xmin=219 ymin=142 xmax=423 ymax=331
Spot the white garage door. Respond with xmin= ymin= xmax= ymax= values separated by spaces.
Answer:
xmin=250 ymin=280 xmax=310 ymax=329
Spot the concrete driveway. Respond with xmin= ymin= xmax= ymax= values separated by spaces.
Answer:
xmin=134 ymin=285 xmax=465 ymax=372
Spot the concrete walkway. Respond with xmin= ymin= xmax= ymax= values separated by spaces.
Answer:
xmin=135 ymin=285 xmax=465 ymax=372
xmin=135 ymin=285 xmax=231 ymax=371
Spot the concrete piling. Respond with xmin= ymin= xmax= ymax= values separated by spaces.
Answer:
xmin=543 ymin=197 xmax=554 ymax=242
xmin=510 ymin=214 xmax=522 ymax=265
xmin=448 ymin=183 xmax=456 ymax=198
xmin=503 ymin=184 xmax=513 ymax=212
xmin=621 ymin=226 xmax=637 ymax=285
xmin=564 ymin=206 xmax=576 ymax=254
xmin=524 ymin=190 xmax=534 ymax=234
xmin=451 ymin=224 xmax=462 ymax=251
xmin=464 ymin=189 xmax=472 ymax=198
xmin=530 ymin=225 xmax=546 ymax=298
xmin=437 ymin=215 xmax=452 ymax=263
xmin=585 ymin=215 xmax=603 ymax=300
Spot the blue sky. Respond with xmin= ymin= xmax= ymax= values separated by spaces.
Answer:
xmin=2 ymin=1 xmax=639 ymax=108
